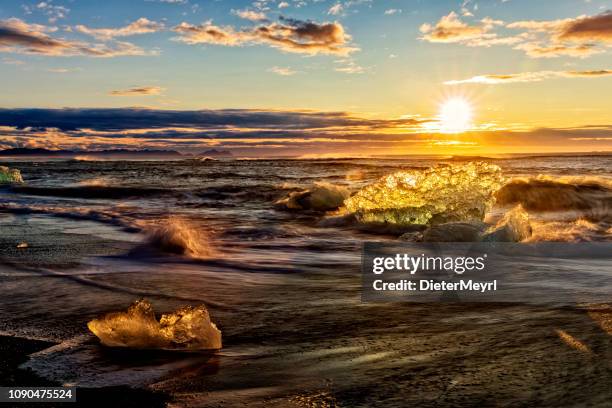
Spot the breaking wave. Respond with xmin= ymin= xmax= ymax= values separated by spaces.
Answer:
xmin=275 ymin=182 xmax=350 ymax=212
xmin=527 ymin=218 xmax=608 ymax=242
xmin=87 ymin=299 xmax=222 ymax=350
xmin=496 ymin=176 xmax=612 ymax=212
xmin=139 ymin=217 xmax=212 ymax=258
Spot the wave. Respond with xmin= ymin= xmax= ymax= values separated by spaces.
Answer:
xmin=87 ymin=299 xmax=221 ymax=350
xmin=482 ymin=205 xmax=532 ymax=242
xmin=446 ymin=155 xmax=503 ymax=161
xmin=0 ymin=202 xmax=139 ymax=231
xmin=136 ymin=217 xmax=212 ymax=258
xmin=527 ymin=219 xmax=609 ymax=242
xmin=275 ymin=182 xmax=350 ymax=212
xmin=75 ymin=177 xmax=113 ymax=187
xmin=9 ymin=185 xmax=171 ymax=199
xmin=194 ymin=184 xmax=287 ymax=202
xmin=495 ymin=175 xmax=612 ymax=212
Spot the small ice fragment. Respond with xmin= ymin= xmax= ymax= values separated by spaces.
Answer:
xmin=276 ymin=182 xmax=350 ymax=211
xmin=87 ymin=299 xmax=222 ymax=350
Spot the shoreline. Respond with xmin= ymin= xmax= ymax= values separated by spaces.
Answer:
xmin=0 ymin=335 xmax=170 ymax=408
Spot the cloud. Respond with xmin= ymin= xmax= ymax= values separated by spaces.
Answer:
xmin=506 ymin=17 xmax=575 ymax=32
xmin=109 ymin=86 xmax=165 ymax=96
xmin=513 ymin=42 xmax=602 ymax=58
xmin=0 ymin=18 xmax=156 ymax=57
xmin=0 ymin=108 xmax=612 ymax=155
xmin=0 ymin=108 xmax=424 ymax=132
xmin=444 ymin=69 xmax=612 ymax=84
xmin=46 ymin=67 xmax=81 ymax=73
xmin=328 ymin=4 xmax=343 ymax=16
xmin=334 ymin=60 xmax=364 ymax=74
xmin=231 ymin=9 xmax=267 ymax=22
xmin=419 ymin=12 xmax=494 ymax=43
xmin=0 ymin=18 xmax=67 ymax=54
xmin=172 ymin=22 xmax=245 ymax=46
xmin=505 ymin=12 xmax=611 ymax=57
xmin=2 ymin=57 xmax=25 ymax=65
xmin=36 ymin=1 xmax=70 ymax=23
xmin=384 ymin=9 xmax=401 ymax=15
xmin=0 ymin=107 xmax=431 ymax=154
xmin=421 ymin=10 xmax=612 ymax=58
xmin=418 ymin=13 xmax=514 ymax=47
xmin=558 ymin=11 xmax=612 ymax=43
xmin=173 ymin=17 xmax=357 ymax=55
xmin=278 ymin=2 xmax=289 ymax=9
xmin=0 ymin=108 xmax=609 ymax=154
xmin=564 ymin=69 xmax=612 ymax=77
xmin=268 ymin=66 xmax=297 ymax=75
xmin=75 ymin=18 xmax=165 ymax=40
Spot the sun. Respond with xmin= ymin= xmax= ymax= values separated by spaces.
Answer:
xmin=439 ymin=98 xmax=473 ymax=133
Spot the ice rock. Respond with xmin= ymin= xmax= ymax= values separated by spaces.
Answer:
xmin=87 ymin=299 xmax=222 ymax=350
xmin=344 ymin=162 xmax=505 ymax=226
xmin=0 ymin=166 xmax=23 ymax=184
xmin=422 ymin=221 xmax=487 ymax=242
xmin=276 ymin=182 xmax=350 ymax=212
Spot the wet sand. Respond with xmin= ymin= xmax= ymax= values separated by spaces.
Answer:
xmin=0 ymin=335 xmax=169 ymax=408
xmin=1 ymin=207 xmax=611 ymax=406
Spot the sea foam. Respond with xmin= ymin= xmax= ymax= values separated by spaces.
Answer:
xmin=143 ymin=217 xmax=212 ymax=258
xmin=495 ymin=175 xmax=612 ymax=212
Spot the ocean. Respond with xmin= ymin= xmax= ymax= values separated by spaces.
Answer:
xmin=0 ymin=155 xmax=611 ymax=407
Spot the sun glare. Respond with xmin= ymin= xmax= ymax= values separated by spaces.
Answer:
xmin=439 ymin=98 xmax=473 ymax=133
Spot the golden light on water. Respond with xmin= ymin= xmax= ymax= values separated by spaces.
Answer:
xmin=439 ymin=97 xmax=473 ymax=133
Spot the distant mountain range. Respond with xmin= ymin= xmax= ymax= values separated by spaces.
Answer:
xmin=0 ymin=148 xmax=233 ymax=158
xmin=199 ymin=149 xmax=233 ymax=157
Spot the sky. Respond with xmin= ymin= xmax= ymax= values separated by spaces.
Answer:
xmin=0 ymin=0 xmax=610 ymax=156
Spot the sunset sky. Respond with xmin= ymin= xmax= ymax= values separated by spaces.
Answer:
xmin=0 ymin=0 xmax=610 ymax=155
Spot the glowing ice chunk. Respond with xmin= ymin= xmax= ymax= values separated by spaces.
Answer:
xmin=0 ymin=166 xmax=23 ymax=184
xmin=344 ymin=162 xmax=504 ymax=226
xmin=87 ymin=299 xmax=222 ymax=350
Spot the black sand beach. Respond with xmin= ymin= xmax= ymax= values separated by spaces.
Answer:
xmin=0 ymin=157 xmax=610 ymax=407
xmin=0 ymin=336 xmax=170 ymax=407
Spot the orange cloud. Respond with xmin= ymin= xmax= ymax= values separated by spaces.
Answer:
xmin=173 ymin=17 xmax=358 ymax=56
xmin=421 ymin=10 xmax=612 ymax=58
xmin=513 ymin=42 xmax=602 ymax=58
xmin=75 ymin=18 xmax=164 ymax=40
xmin=419 ymin=12 xmax=490 ymax=43
xmin=231 ymin=9 xmax=267 ymax=22
xmin=0 ymin=108 xmax=610 ymax=155
xmin=558 ymin=11 xmax=612 ymax=43
xmin=445 ymin=69 xmax=612 ymax=84
xmin=0 ymin=18 xmax=156 ymax=57
xmin=268 ymin=66 xmax=297 ymax=76
xmin=109 ymin=86 xmax=165 ymax=96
